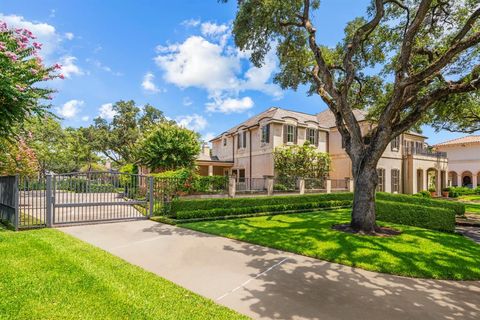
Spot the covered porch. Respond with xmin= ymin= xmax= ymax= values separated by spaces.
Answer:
xmin=196 ymin=160 xmax=233 ymax=176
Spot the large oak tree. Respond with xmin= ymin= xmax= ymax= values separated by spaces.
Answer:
xmin=225 ymin=0 xmax=480 ymax=233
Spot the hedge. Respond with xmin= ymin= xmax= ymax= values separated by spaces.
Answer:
xmin=376 ymin=192 xmax=465 ymax=216
xmin=176 ymin=200 xmax=353 ymax=220
xmin=376 ymin=200 xmax=456 ymax=232
xmin=171 ymin=193 xmax=353 ymax=213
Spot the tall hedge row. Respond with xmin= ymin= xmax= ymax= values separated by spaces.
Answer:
xmin=376 ymin=192 xmax=465 ymax=216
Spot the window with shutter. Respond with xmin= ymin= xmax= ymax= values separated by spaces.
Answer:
xmin=286 ymin=125 xmax=295 ymax=143
xmin=307 ymin=128 xmax=316 ymax=145
xmin=376 ymin=168 xmax=385 ymax=192
xmin=391 ymin=169 xmax=400 ymax=193
xmin=391 ymin=136 xmax=400 ymax=151
xmin=243 ymin=131 xmax=247 ymax=148
xmin=237 ymin=134 xmax=241 ymax=149
xmin=261 ymin=124 xmax=270 ymax=143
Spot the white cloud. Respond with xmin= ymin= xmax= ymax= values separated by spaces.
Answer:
xmin=56 ymin=100 xmax=83 ymax=119
xmin=183 ymin=97 xmax=193 ymax=106
xmin=206 ymin=96 xmax=254 ymax=114
xmin=64 ymin=32 xmax=74 ymax=40
xmin=141 ymin=72 xmax=160 ymax=93
xmin=200 ymin=22 xmax=229 ymax=37
xmin=59 ymin=56 xmax=83 ymax=78
xmin=0 ymin=14 xmax=59 ymax=59
xmin=154 ymin=22 xmax=282 ymax=114
xmin=86 ymin=59 xmax=122 ymax=76
xmin=181 ymin=19 xmax=200 ymax=27
xmin=176 ymin=114 xmax=207 ymax=131
xmin=155 ymin=36 xmax=240 ymax=95
xmin=81 ymin=116 xmax=89 ymax=122
xmin=202 ymin=132 xmax=216 ymax=143
xmin=99 ymin=103 xmax=117 ymax=120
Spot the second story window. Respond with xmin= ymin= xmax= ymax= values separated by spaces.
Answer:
xmin=223 ymin=138 xmax=227 ymax=146
xmin=391 ymin=136 xmax=400 ymax=151
xmin=307 ymin=128 xmax=317 ymax=145
xmin=284 ymin=125 xmax=297 ymax=144
xmin=261 ymin=124 xmax=270 ymax=143
xmin=237 ymin=131 xmax=247 ymax=149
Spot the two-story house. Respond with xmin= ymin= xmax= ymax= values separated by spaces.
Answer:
xmin=199 ymin=107 xmax=449 ymax=195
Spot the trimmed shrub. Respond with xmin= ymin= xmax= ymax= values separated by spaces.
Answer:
xmin=171 ymin=192 xmax=353 ymax=213
xmin=449 ymin=186 xmax=476 ymax=197
xmin=413 ymin=190 xmax=432 ymax=198
xmin=176 ymin=200 xmax=352 ymax=220
xmin=376 ymin=200 xmax=456 ymax=232
xmin=377 ymin=192 xmax=465 ymax=216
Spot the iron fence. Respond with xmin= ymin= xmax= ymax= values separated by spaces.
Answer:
xmin=331 ymin=179 xmax=349 ymax=191
xmin=0 ymin=176 xmax=18 ymax=229
xmin=19 ymin=176 xmax=47 ymax=229
xmin=236 ymin=178 xmax=267 ymax=193
xmin=304 ymin=178 xmax=327 ymax=193
xmin=273 ymin=177 xmax=299 ymax=193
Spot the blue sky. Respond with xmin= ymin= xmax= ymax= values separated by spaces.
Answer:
xmin=1 ymin=0 xmax=474 ymax=144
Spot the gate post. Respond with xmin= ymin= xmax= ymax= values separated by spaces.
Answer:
xmin=46 ymin=175 xmax=53 ymax=227
xmin=148 ymin=176 xmax=154 ymax=217
xmin=14 ymin=175 xmax=19 ymax=231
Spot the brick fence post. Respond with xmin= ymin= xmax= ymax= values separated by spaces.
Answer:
xmin=266 ymin=177 xmax=274 ymax=196
xmin=228 ymin=176 xmax=236 ymax=198
xmin=326 ymin=179 xmax=332 ymax=194
xmin=298 ymin=178 xmax=305 ymax=195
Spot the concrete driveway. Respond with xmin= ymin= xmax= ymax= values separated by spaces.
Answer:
xmin=61 ymin=220 xmax=480 ymax=320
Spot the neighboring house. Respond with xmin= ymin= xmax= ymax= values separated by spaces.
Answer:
xmin=203 ymin=107 xmax=449 ymax=195
xmin=434 ymin=135 xmax=480 ymax=188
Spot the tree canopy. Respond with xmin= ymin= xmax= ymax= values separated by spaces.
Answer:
xmin=226 ymin=0 xmax=480 ymax=233
xmin=0 ymin=21 xmax=62 ymax=138
xmin=90 ymin=101 xmax=172 ymax=165
xmin=137 ymin=123 xmax=201 ymax=171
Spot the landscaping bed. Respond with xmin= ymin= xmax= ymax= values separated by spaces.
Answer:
xmin=0 ymin=226 xmax=246 ymax=320
xmin=181 ymin=209 xmax=480 ymax=280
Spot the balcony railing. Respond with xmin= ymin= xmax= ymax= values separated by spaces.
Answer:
xmin=405 ymin=147 xmax=447 ymax=159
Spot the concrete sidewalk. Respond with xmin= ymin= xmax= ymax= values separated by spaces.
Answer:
xmin=61 ymin=220 xmax=480 ymax=320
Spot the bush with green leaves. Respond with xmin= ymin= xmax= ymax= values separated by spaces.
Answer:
xmin=377 ymin=192 xmax=464 ymax=216
xmin=176 ymin=200 xmax=352 ymax=220
xmin=413 ymin=190 xmax=432 ymax=198
xmin=376 ymin=201 xmax=455 ymax=232
xmin=137 ymin=123 xmax=200 ymax=171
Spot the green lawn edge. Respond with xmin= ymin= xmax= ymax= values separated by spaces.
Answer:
xmin=0 ymin=226 xmax=247 ymax=320
xmin=181 ymin=209 xmax=480 ymax=281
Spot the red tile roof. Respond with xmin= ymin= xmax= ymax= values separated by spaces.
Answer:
xmin=435 ymin=135 xmax=480 ymax=147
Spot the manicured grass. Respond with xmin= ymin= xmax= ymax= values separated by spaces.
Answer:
xmin=465 ymin=203 xmax=480 ymax=215
xmin=459 ymin=195 xmax=480 ymax=202
xmin=182 ymin=209 xmax=480 ymax=280
xmin=0 ymin=226 xmax=246 ymax=320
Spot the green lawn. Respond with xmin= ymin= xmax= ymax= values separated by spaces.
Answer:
xmin=465 ymin=202 xmax=480 ymax=214
xmin=0 ymin=226 xmax=246 ymax=320
xmin=182 ymin=209 xmax=480 ymax=280
xmin=459 ymin=194 xmax=480 ymax=202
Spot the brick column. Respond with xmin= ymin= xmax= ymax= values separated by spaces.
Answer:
xmin=228 ymin=176 xmax=236 ymax=198
xmin=326 ymin=179 xmax=332 ymax=194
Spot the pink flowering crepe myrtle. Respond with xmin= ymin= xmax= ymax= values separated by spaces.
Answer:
xmin=0 ymin=20 xmax=64 ymax=137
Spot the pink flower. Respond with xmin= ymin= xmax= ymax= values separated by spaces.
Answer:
xmin=33 ymin=42 xmax=42 ymax=49
xmin=15 ymin=84 xmax=25 ymax=92
xmin=30 ymin=68 xmax=38 ymax=75
xmin=58 ymin=74 xmax=65 ymax=79
xmin=46 ymin=95 xmax=53 ymax=100
xmin=0 ymin=42 xmax=6 ymax=51
xmin=4 ymin=51 xmax=17 ymax=61
xmin=54 ymin=63 xmax=62 ymax=70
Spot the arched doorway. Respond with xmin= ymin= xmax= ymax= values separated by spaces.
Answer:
xmin=462 ymin=171 xmax=473 ymax=187
xmin=426 ymin=168 xmax=437 ymax=193
xmin=448 ymin=171 xmax=458 ymax=187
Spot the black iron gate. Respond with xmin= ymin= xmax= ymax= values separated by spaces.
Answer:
xmin=50 ymin=172 xmax=153 ymax=225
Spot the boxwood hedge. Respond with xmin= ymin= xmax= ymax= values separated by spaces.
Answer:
xmin=176 ymin=200 xmax=353 ymax=220
xmin=376 ymin=200 xmax=456 ymax=232
xmin=376 ymin=192 xmax=465 ymax=216
xmin=171 ymin=193 xmax=353 ymax=213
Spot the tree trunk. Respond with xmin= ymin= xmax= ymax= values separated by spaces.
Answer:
xmin=351 ymin=162 xmax=378 ymax=233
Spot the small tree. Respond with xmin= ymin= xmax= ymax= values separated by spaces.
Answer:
xmin=274 ymin=142 xmax=330 ymax=188
xmin=225 ymin=0 xmax=480 ymax=233
xmin=0 ymin=137 xmax=38 ymax=178
xmin=137 ymin=123 xmax=201 ymax=171
xmin=0 ymin=21 xmax=62 ymax=138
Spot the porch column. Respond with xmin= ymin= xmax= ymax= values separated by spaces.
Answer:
xmin=457 ymin=174 xmax=462 ymax=187
xmin=436 ymin=170 xmax=442 ymax=196
xmin=266 ymin=177 xmax=274 ymax=196
xmin=326 ymin=179 xmax=332 ymax=194
xmin=208 ymin=165 xmax=213 ymax=176
xmin=298 ymin=178 xmax=305 ymax=195
xmin=423 ymin=171 xmax=428 ymax=192
xmin=473 ymin=174 xmax=478 ymax=188
xmin=228 ymin=176 xmax=236 ymax=198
